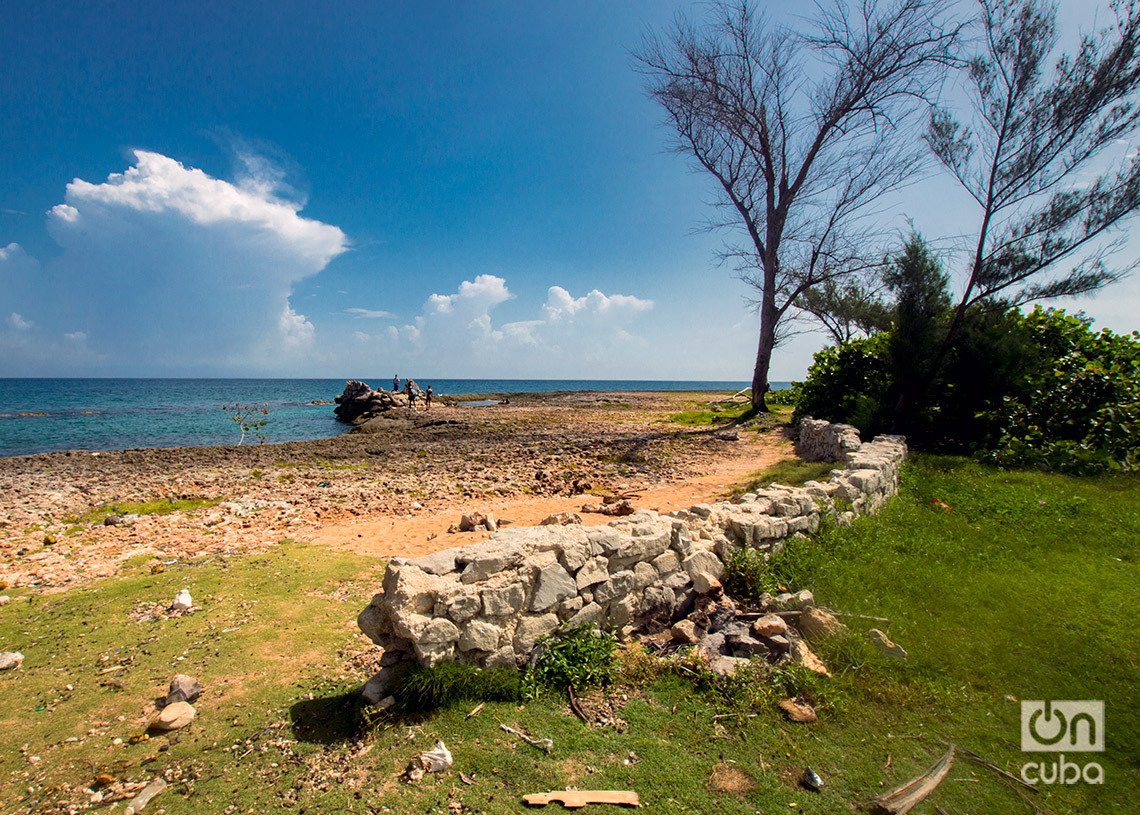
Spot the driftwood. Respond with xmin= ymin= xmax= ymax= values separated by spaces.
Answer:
xmin=524 ymin=790 xmax=640 ymax=808
xmin=867 ymin=744 xmax=956 ymax=814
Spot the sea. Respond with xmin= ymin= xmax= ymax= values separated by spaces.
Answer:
xmin=0 ymin=378 xmax=784 ymax=458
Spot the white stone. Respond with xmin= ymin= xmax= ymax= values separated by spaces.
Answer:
xmin=0 ymin=651 xmax=24 ymax=670
xmin=150 ymin=701 xmax=195 ymax=731
xmin=459 ymin=620 xmax=502 ymax=652
xmin=171 ymin=589 xmax=193 ymax=612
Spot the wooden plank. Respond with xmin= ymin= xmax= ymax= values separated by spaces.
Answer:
xmin=523 ymin=790 xmax=640 ymax=808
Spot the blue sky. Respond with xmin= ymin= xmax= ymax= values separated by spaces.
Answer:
xmin=1 ymin=0 xmax=1136 ymax=381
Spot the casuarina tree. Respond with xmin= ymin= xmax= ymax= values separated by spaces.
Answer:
xmin=637 ymin=0 xmax=961 ymax=410
xmin=927 ymin=0 xmax=1140 ymax=357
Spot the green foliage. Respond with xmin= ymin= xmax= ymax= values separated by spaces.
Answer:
xmin=721 ymin=547 xmax=779 ymax=601
xmin=764 ymin=383 xmax=800 ymax=406
xmin=521 ymin=623 xmax=617 ymax=699
xmin=223 ymin=402 xmax=269 ymax=445
xmin=794 ymin=300 xmax=1140 ymax=471
xmin=792 ymin=331 xmax=892 ymax=437
xmin=388 ymin=662 xmax=521 ymax=714
xmin=978 ymin=308 xmax=1140 ymax=472
xmin=67 ymin=497 xmax=219 ymax=525
xmin=883 ymin=235 xmax=951 ymax=435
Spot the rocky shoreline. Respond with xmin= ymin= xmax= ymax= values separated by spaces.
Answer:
xmin=0 ymin=391 xmax=792 ymax=592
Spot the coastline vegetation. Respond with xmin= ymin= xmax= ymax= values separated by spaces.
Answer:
xmin=1 ymin=456 xmax=1136 ymax=813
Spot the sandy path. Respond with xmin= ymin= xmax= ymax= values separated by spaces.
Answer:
xmin=310 ymin=432 xmax=790 ymax=560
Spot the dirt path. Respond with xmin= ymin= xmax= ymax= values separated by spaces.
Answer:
xmin=309 ymin=431 xmax=790 ymax=560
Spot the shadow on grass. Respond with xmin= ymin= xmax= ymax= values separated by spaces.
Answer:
xmin=289 ymin=692 xmax=371 ymax=745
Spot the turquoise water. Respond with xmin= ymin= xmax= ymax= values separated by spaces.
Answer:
xmin=0 ymin=378 xmax=771 ymax=457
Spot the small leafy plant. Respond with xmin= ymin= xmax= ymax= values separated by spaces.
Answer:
xmin=223 ymin=402 xmax=270 ymax=445
xmin=522 ymin=623 xmax=617 ymax=699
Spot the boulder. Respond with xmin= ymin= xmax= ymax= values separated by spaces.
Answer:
xmin=540 ymin=511 xmax=583 ymax=526
xmin=750 ymin=614 xmax=788 ymax=638
xmin=0 ymin=651 xmax=24 ymax=670
xmin=149 ymin=701 xmax=195 ymax=731
xmin=333 ymin=381 xmax=400 ymax=424
xmin=778 ymin=698 xmax=818 ymax=723
xmin=171 ymin=589 xmax=193 ymax=612
xmin=166 ymin=674 xmax=201 ymax=705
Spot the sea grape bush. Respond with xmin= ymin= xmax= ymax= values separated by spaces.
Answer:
xmin=793 ymin=307 xmax=1140 ymax=473
xmin=793 ymin=332 xmax=892 ymax=437
xmin=980 ymin=309 xmax=1140 ymax=473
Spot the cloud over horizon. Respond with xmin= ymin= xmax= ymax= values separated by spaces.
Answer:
xmin=0 ymin=151 xmax=348 ymax=375
xmin=348 ymin=275 xmax=655 ymax=378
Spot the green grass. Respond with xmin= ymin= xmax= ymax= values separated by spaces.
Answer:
xmin=668 ymin=400 xmax=753 ymax=426
xmin=1 ymin=456 xmax=1136 ymax=813
xmin=731 ymin=456 xmax=840 ymax=496
xmin=66 ymin=497 xmax=220 ymax=525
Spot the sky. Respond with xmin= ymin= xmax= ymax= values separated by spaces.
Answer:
xmin=1 ymin=0 xmax=1136 ymax=382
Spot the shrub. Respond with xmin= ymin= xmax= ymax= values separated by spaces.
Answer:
xmin=792 ymin=332 xmax=892 ymax=437
xmin=521 ymin=623 xmax=617 ymax=699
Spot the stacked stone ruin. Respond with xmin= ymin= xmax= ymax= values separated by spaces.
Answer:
xmin=357 ymin=421 xmax=906 ymax=699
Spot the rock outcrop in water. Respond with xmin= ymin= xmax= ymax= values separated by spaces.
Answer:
xmin=333 ymin=381 xmax=401 ymax=424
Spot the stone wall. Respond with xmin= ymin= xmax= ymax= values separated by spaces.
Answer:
xmin=357 ymin=424 xmax=906 ymax=680
xmin=796 ymin=417 xmax=864 ymax=462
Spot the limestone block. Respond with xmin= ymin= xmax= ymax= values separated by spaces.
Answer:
xmin=640 ymin=585 xmax=675 ymax=616
xmin=662 ymin=571 xmax=692 ymax=592
xmin=530 ymin=562 xmax=577 ymax=612
xmin=632 ymin=561 xmax=658 ymax=591
xmin=593 ymin=570 xmax=635 ymax=605
xmin=607 ymin=595 xmax=640 ymax=628
xmin=409 ymin=549 xmax=459 ymax=576
xmin=420 ymin=618 xmax=460 ymax=644
xmin=683 ymin=550 xmax=725 ymax=595
xmin=382 ymin=562 xmax=450 ymax=617
xmin=442 ymin=587 xmax=482 ymax=624
xmin=750 ymin=614 xmax=788 ymax=637
xmin=484 ymin=646 xmax=518 ymax=669
xmin=566 ymin=601 xmax=604 ymax=629
xmin=482 ymin=583 xmax=526 ymax=617
xmin=557 ymin=542 xmax=589 ymax=573
xmin=557 ymin=595 xmax=584 ymax=621
xmin=575 ymin=557 xmax=609 ymax=590
xmin=459 ymin=620 xmax=502 ymax=652
xmin=513 ymin=613 xmax=560 ymax=653
xmin=652 ymin=550 xmax=680 ymax=576
xmin=393 ymin=613 xmax=433 ymax=641
xmin=586 ymin=527 xmax=624 ymax=555
xmin=798 ymin=606 xmax=846 ymax=641
xmin=460 ymin=544 xmax=524 ymax=584
xmin=414 ymin=639 xmax=456 ymax=667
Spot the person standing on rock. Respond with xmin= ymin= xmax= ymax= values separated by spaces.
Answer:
xmin=425 ymin=385 xmax=433 ymax=411
xmin=393 ymin=374 xmax=400 ymax=392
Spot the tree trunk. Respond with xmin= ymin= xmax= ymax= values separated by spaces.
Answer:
xmin=750 ymin=297 xmax=779 ymax=412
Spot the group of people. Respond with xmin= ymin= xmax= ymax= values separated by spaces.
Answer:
xmin=392 ymin=375 xmax=432 ymax=411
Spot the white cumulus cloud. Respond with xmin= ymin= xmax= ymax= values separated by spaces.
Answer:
xmin=2 ymin=150 xmax=349 ymax=375
xmin=348 ymin=275 xmax=654 ymax=378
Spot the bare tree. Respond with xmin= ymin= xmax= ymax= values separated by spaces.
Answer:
xmin=637 ymin=0 xmax=961 ymax=410
xmin=928 ymin=0 xmax=1140 ymax=355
